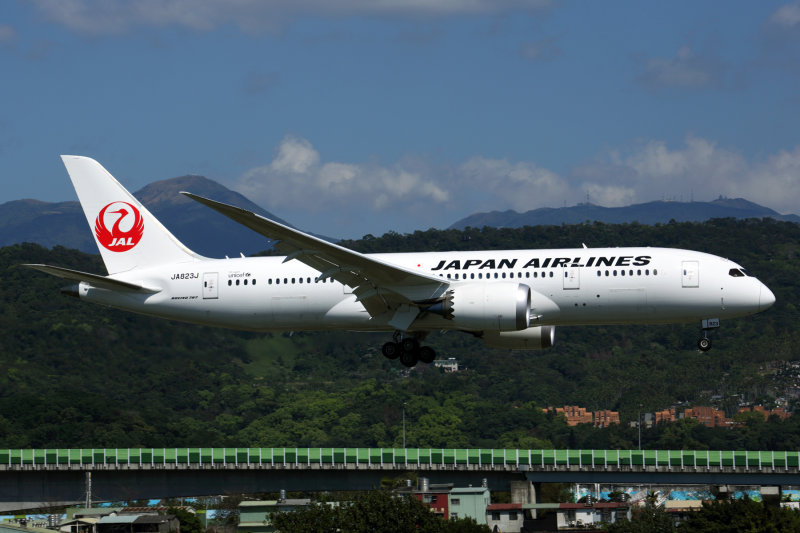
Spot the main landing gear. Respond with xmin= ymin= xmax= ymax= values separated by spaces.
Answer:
xmin=698 ymin=318 xmax=720 ymax=352
xmin=381 ymin=332 xmax=436 ymax=368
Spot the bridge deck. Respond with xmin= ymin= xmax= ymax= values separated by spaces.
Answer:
xmin=1 ymin=448 xmax=798 ymax=471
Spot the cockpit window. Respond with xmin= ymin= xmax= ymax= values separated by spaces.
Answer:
xmin=729 ymin=268 xmax=746 ymax=277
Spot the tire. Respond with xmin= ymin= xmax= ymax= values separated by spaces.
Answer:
xmin=698 ymin=338 xmax=712 ymax=352
xmin=401 ymin=337 xmax=420 ymax=353
xmin=418 ymin=346 xmax=436 ymax=364
xmin=400 ymin=349 xmax=418 ymax=368
xmin=382 ymin=342 xmax=400 ymax=359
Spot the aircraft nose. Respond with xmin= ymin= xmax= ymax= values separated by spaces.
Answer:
xmin=760 ymin=283 xmax=776 ymax=311
xmin=758 ymin=283 xmax=775 ymax=311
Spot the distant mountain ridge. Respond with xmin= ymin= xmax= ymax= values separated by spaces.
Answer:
xmin=449 ymin=197 xmax=800 ymax=230
xmin=0 ymin=176 xmax=289 ymax=257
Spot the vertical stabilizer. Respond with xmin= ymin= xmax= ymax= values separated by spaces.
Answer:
xmin=61 ymin=155 xmax=201 ymax=274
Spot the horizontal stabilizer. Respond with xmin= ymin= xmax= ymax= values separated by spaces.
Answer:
xmin=23 ymin=264 xmax=160 ymax=293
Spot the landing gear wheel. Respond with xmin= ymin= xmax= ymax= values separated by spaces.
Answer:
xmin=698 ymin=337 xmax=712 ymax=352
xmin=399 ymin=349 xmax=419 ymax=367
xmin=401 ymin=337 xmax=420 ymax=353
xmin=418 ymin=346 xmax=436 ymax=364
xmin=382 ymin=342 xmax=401 ymax=359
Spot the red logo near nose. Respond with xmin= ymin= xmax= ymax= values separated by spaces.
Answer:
xmin=94 ymin=202 xmax=144 ymax=252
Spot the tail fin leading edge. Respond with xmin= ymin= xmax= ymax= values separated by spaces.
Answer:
xmin=61 ymin=155 xmax=200 ymax=274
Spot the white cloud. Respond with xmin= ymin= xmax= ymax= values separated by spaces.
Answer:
xmin=758 ymin=3 xmax=800 ymax=73
xmin=635 ymin=45 xmax=727 ymax=90
xmin=235 ymin=136 xmax=449 ymax=217
xmin=575 ymin=136 xmax=800 ymax=214
xmin=520 ymin=36 xmax=562 ymax=62
xmin=31 ymin=0 xmax=550 ymax=34
xmin=0 ymin=25 xmax=17 ymax=42
xmin=234 ymin=135 xmax=800 ymax=236
xmin=735 ymin=147 xmax=800 ymax=210
xmin=770 ymin=3 xmax=800 ymax=28
xmin=457 ymin=157 xmax=570 ymax=212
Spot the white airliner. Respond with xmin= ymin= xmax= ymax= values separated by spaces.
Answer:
xmin=26 ymin=156 xmax=775 ymax=367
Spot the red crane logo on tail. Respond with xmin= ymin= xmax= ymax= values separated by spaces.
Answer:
xmin=94 ymin=202 xmax=144 ymax=252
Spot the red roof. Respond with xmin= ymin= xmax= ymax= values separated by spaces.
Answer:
xmin=487 ymin=503 xmax=522 ymax=511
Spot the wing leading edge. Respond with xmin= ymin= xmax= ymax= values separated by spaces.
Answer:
xmin=181 ymin=192 xmax=448 ymax=326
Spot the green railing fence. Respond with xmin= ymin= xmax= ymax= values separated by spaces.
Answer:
xmin=0 ymin=448 xmax=796 ymax=469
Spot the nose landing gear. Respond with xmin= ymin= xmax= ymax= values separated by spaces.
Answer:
xmin=698 ymin=318 xmax=720 ymax=352
xmin=381 ymin=332 xmax=437 ymax=367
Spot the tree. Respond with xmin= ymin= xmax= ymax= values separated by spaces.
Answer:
xmin=680 ymin=498 xmax=800 ymax=533
xmin=167 ymin=507 xmax=203 ymax=533
xmin=270 ymin=491 xmax=490 ymax=532
xmin=607 ymin=502 xmax=676 ymax=533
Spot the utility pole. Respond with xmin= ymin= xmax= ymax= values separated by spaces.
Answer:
xmin=85 ymin=472 xmax=92 ymax=508
xmin=403 ymin=402 xmax=407 ymax=449
xmin=638 ymin=404 xmax=643 ymax=450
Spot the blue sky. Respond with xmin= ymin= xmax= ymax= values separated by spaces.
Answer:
xmin=2 ymin=1 xmax=800 ymax=238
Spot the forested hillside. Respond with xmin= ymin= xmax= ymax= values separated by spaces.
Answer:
xmin=2 ymin=218 xmax=800 ymax=450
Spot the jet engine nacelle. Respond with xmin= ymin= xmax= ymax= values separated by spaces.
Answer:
xmin=433 ymin=282 xmax=531 ymax=331
xmin=482 ymin=326 xmax=555 ymax=350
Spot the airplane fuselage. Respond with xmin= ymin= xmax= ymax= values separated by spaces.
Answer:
xmin=74 ymin=246 xmax=771 ymax=333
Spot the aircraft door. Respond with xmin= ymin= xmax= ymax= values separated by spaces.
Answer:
xmin=203 ymin=272 xmax=219 ymax=299
xmin=563 ymin=267 xmax=580 ymax=290
xmin=681 ymin=261 xmax=699 ymax=288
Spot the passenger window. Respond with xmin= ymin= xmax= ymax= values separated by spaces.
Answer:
xmin=549 ymin=272 xmax=553 ymax=278
xmin=654 ymin=269 xmax=658 ymax=275
xmin=236 ymin=279 xmax=240 ymax=286
xmin=253 ymin=279 xmax=256 ymax=286
xmin=244 ymin=279 xmax=248 ymax=285
xmin=228 ymin=280 xmax=232 ymax=286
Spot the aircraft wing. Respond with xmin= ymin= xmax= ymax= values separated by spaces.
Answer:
xmin=181 ymin=193 xmax=449 ymax=322
xmin=23 ymin=264 xmax=161 ymax=293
